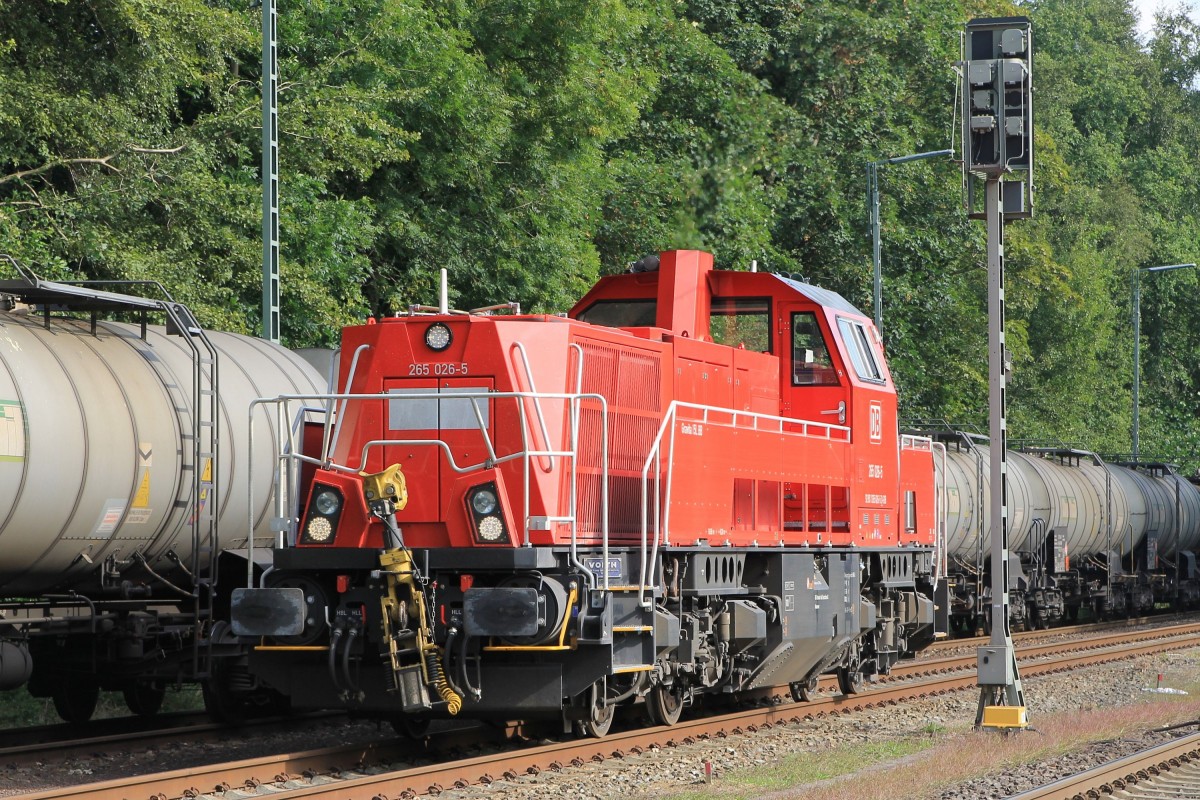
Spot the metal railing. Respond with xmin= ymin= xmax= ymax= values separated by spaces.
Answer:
xmin=246 ymin=387 xmax=610 ymax=589
xmin=637 ymin=400 xmax=852 ymax=607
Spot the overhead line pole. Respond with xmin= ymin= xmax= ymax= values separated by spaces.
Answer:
xmin=262 ymin=0 xmax=280 ymax=343
xmin=867 ymin=148 xmax=953 ymax=334
xmin=1131 ymin=262 xmax=1195 ymax=461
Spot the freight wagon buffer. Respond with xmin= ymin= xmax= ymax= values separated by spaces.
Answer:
xmin=237 ymin=250 xmax=942 ymax=735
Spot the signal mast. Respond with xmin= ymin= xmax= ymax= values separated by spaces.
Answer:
xmin=959 ymin=16 xmax=1034 ymax=730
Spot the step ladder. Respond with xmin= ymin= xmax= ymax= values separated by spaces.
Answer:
xmin=596 ymin=585 xmax=658 ymax=674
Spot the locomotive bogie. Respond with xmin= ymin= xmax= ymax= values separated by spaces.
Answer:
xmin=248 ymin=543 xmax=936 ymax=724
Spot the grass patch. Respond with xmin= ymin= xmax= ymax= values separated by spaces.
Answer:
xmin=662 ymin=738 xmax=938 ymax=800
xmin=652 ymin=650 xmax=1200 ymax=800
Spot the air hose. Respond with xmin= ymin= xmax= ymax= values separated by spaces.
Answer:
xmin=424 ymin=647 xmax=462 ymax=715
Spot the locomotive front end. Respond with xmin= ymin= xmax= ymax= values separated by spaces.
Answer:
xmin=238 ymin=309 xmax=619 ymax=725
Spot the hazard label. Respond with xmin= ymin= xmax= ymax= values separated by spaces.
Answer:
xmin=133 ymin=471 xmax=151 ymax=508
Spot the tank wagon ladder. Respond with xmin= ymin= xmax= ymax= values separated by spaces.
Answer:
xmin=0 ymin=256 xmax=221 ymax=672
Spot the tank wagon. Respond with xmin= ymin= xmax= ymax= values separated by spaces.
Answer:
xmin=233 ymin=250 xmax=946 ymax=736
xmin=0 ymin=260 xmax=325 ymax=722
xmin=934 ymin=432 xmax=1200 ymax=632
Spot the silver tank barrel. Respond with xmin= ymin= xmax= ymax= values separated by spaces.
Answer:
xmin=940 ymin=440 xmax=1160 ymax=565
xmin=0 ymin=313 xmax=325 ymax=595
xmin=942 ymin=441 xmax=1041 ymax=563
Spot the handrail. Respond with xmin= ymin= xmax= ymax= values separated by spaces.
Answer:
xmin=638 ymin=400 xmax=852 ymax=607
xmin=246 ymin=388 xmax=609 ymax=584
xmin=325 ymin=343 xmax=371 ymax=464
xmin=280 ymin=403 xmax=328 ymax=547
xmin=566 ymin=343 xmax=600 ymax=590
xmin=510 ymin=341 xmax=555 ymax=473
xmin=933 ymin=440 xmax=948 ymax=585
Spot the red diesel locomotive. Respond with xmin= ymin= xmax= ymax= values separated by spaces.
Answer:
xmin=232 ymin=250 xmax=945 ymax=735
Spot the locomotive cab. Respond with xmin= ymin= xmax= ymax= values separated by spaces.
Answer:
xmin=570 ymin=250 xmax=928 ymax=549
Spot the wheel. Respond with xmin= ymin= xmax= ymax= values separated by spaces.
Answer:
xmin=1026 ymin=605 xmax=1041 ymax=631
xmin=390 ymin=715 xmax=432 ymax=739
xmin=646 ymin=683 xmax=685 ymax=726
xmin=575 ymin=701 xmax=614 ymax=738
xmin=53 ymin=679 xmax=99 ymax=724
xmin=837 ymin=666 xmax=864 ymax=696
xmin=789 ymin=675 xmax=819 ymax=703
xmin=203 ymin=658 xmax=251 ymax=724
xmin=123 ymin=680 xmax=166 ymax=717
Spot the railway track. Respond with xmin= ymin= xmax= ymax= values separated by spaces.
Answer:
xmin=10 ymin=619 xmax=1200 ymax=800
xmin=1009 ymin=727 xmax=1200 ymax=800
xmin=3 ymin=615 xmax=1186 ymax=768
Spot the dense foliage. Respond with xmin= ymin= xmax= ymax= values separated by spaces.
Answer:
xmin=1 ymin=0 xmax=1198 ymax=469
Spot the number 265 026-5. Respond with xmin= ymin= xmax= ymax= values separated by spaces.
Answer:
xmin=409 ymin=362 xmax=470 ymax=376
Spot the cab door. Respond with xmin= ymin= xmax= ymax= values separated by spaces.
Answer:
xmin=780 ymin=305 xmax=851 ymax=540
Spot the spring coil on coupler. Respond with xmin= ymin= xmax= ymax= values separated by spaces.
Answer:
xmin=424 ymin=648 xmax=462 ymax=715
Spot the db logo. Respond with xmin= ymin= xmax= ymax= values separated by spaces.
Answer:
xmin=869 ymin=401 xmax=882 ymax=443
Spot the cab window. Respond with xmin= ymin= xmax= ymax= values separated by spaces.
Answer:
xmin=576 ymin=299 xmax=657 ymax=327
xmin=792 ymin=312 xmax=838 ymax=385
xmin=710 ymin=298 xmax=771 ymax=352
xmin=836 ymin=317 xmax=884 ymax=383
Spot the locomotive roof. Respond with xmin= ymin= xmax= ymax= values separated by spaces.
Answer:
xmin=773 ymin=274 xmax=865 ymax=317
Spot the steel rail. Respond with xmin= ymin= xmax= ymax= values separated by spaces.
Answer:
xmin=12 ymin=626 xmax=1200 ymax=800
xmin=1008 ymin=729 xmax=1200 ymax=800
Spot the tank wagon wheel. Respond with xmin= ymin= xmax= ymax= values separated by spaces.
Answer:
xmin=789 ymin=675 xmax=820 ymax=703
xmin=646 ymin=682 xmax=685 ymax=726
xmin=52 ymin=679 xmax=100 ymax=724
xmin=202 ymin=657 xmax=259 ymax=725
xmin=123 ymin=680 xmax=167 ymax=717
xmin=837 ymin=649 xmax=865 ymax=696
xmin=390 ymin=715 xmax=432 ymax=740
xmin=837 ymin=666 xmax=864 ymax=696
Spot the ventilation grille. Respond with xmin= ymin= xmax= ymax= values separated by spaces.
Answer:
xmin=573 ymin=340 xmax=662 ymax=536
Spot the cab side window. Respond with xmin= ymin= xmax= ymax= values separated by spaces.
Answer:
xmin=836 ymin=317 xmax=884 ymax=383
xmin=792 ymin=312 xmax=838 ymax=386
xmin=710 ymin=298 xmax=771 ymax=353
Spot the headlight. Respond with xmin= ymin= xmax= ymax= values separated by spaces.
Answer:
xmin=465 ymin=481 xmax=508 ymax=545
xmin=477 ymin=516 xmax=504 ymax=542
xmin=301 ymin=483 xmax=344 ymax=545
xmin=314 ymin=489 xmax=341 ymax=516
xmin=424 ymin=322 xmax=452 ymax=352
xmin=471 ymin=488 xmax=498 ymax=515
xmin=305 ymin=516 xmax=333 ymax=543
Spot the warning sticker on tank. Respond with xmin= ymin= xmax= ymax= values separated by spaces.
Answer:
xmin=133 ymin=471 xmax=152 ymax=508
xmin=0 ymin=400 xmax=25 ymax=462
xmin=125 ymin=508 xmax=152 ymax=525
xmin=92 ymin=500 xmax=126 ymax=539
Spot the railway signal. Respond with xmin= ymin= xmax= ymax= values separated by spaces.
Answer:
xmin=960 ymin=15 xmax=1034 ymax=731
